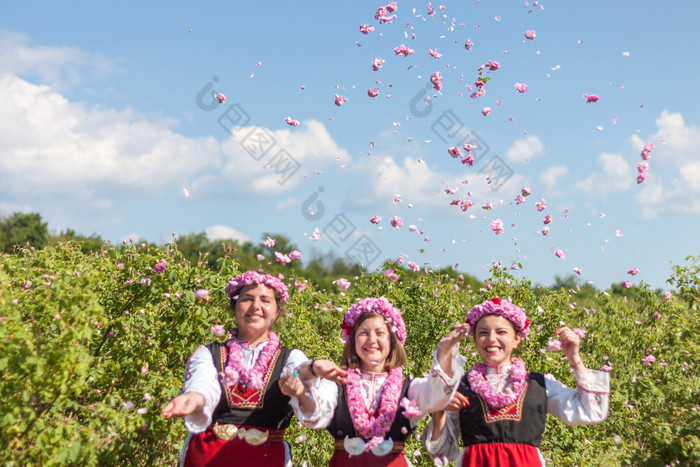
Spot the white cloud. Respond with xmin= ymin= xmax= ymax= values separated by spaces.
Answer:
xmin=0 ymin=31 xmax=123 ymax=91
xmin=575 ymin=152 xmax=632 ymax=196
xmin=540 ymin=165 xmax=569 ymax=189
xmin=205 ymin=225 xmax=251 ymax=243
xmin=0 ymin=75 xmax=222 ymax=205
xmin=222 ymin=119 xmax=350 ymax=193
xmin=504 ymin=135 xmax=544 ymax=163
xmin=632 ymin=111 xmax=700 ymax=217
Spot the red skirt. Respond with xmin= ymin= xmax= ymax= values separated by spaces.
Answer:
xmin=184 ymin=425 xmax=286 ymax=467
xmin=461 ymin=442 xmax=542 ymax=467
xmin=328 ymin=439 xmax=408 ymax=467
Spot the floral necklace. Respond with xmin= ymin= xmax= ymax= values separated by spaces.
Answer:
xmin=222 ymin=329 xmax=280 ymax=392
xmin=467 ymin=357 xmax=528 ymax=410
xmin=345 ymin=366 xmax=404 ymax=452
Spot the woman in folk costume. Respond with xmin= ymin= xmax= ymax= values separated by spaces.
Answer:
xmin=423 ymin=298 xmax=610 ymax=466
xmin=162 ymin=271 xmax=325 ymax=467
xmin=280 ymin=296 xmax=470 ymax=467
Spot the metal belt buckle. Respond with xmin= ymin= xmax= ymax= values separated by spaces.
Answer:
xmin=243 ymin=428 xmax=269 ymax=446
xmin=213 ymin=424 xmax=239 ymax=441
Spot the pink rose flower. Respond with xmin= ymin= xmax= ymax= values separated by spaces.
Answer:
xmin=573 ymin=267 xmax=582 ymax=275
xmin=264 ymin=237 xmax=276 ymax=248
xmin=448 ymin=146 xmax=462 ymax=158
xmin=195 ymin=289 xmax=209 ymax=300
xmin=215 ymin=93 xmax=226 ymax=104
xmin=154 ymin=260 xmax=166 ymax=274
xmin=285 ymin=117 xmax=299 ymax=126
xmin=641 ymin=355 xmax=656 ymax=366
xmin=535 ymin=199 xmax=547 ymax=211
xmin=428 ymin=49 xmax=442 ymax=59
xmin=487 ymin=60 xmax=500 ymax=71
xmin=461 ymin=154 xmax=474 ymax=166
xmin=359 ymin=24 xmax=375 ymax=35
xmin=391 ymin=216 xmax=403 ymax=228
xmin=524 ymin=30 xmax=536 ymax=41
xmin=394 ymin=44 xmax=415 ymax=56
xmin=627 ymin=267 xmax=639 ymax=275
xmin=367 ymin=88 xmax=379 ymax=98
xmin=521 ymin=186 xmax=532 ymax=197
xmin=554 ymin=249 xmax=565 ymax=259
xmin=430 ymin=71 xmax=443 ymax=91
xmin=490 ymin=219 xmax=504 ymax=234
xmin=288 ymin=250 xmax=302 ymax=260
xmin=586 ymin=94 xmax=599 ymax=103
xmin=463 ymin=142 xmax=476 ymax=152
xmin=407 ymin=261 xmax=420 ymax=272
xmin=370 ymin=215 xmax=382 ymax=224
xmin=385 ymin=269 xmax=400 ymax=281
xmin=482 ymin=202 xmax=493 ymax=210
xmin=637 ymin=173 xmax=648 ymax=184
xmin=371 ymin=57 xmax=385 ymax=71
xmin=210 ymin=324 xmax=226 ymax=337
xmin=621 ymin=281 xmax=632 ymax=289
xmin=464 ymin=39 xmax=473 ymax=50
xmin=274 ymin=251 xmax=291 ymax=264
xmin=546 ymin=338 xmax=561 ymax=352
xmin=514 ymin=82 xmax=528 ymax=93
xmin=334 ymin=94 xmax=348 ymax=107
xmin=481 ymin=107 xmax=491 ymax=116
xmin=333 ymin=278 xmax=351 ymax=290
xmin=515 ymin=194 xmax=525 ymax=205
xmin=543 ymin=215 xmax=552 ymax=225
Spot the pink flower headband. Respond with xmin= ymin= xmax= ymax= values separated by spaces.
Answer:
xmin=225 ymin=271 xmax=290 ymax=304
xmin=341 ymin=297 xmax=407 ymax=345
xmin=466 ymin=297 xmax=530 ymax=338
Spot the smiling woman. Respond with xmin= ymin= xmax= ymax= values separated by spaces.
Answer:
xmin=280 ymin=296 xmax=469 ymax=467
xmin=161 ymin=270 xmax=313 ymax=467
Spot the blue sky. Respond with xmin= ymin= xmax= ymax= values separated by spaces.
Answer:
xmin=2 ymin=1 xmax=699 ymax=290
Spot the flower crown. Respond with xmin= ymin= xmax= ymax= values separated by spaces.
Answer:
xmin=466 ymin=297 xmax=530 ymax=338
xmin=225 ymin=271 xmax=290 ymax=304
xmin=341 ymin=297 xmax=407 ymax=344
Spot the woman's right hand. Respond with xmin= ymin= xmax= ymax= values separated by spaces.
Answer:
xmin=161 ymin=392 xmax=206 ymax=419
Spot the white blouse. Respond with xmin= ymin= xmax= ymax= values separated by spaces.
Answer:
xmin=289 ymin=347 xmax=468 ymax=451
xmin=178 ymin=339 xmax=307 ymax=467
xmin=423 ymin=363 xmax=610 ymax=466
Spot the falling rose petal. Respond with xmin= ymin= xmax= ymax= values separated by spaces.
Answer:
xmin=309 ymin=228 xmax=320 ymax=241
xmin=285 ymin=117 xmax=300 ymax=126
xmin=367 ymin=88 xmax=379 ymax=98
xmin=524 ymin=30 xmax=536 ymax=41
xmin=182 ymin=188 xmax=190 ymax=197
xmin=616 ymin=230 xmax=624 ymax=237
xmin=464 ymin=39 xmax=473 ymax=50
xmin=573 ymin=267 xmax=582 ymax=275
xmin=554 ymin=249 xmax=565 ymax=259
xmin=481 ymin=106 xmax=491 ymax=116
xmin=427 ymin=48 xmax=442 ymax=59
xmin=300 ymin=85 xmax=306 ymax=90
xmin=514 ymin=82 xmax=528 ymax=93
xmin=215 ymin=93 xmax=226 ymax=104
xmin=621 ymin=281 xmax=633 ymax=289
xmin=595 ymin=126 xmax=604 ymax=131
xmin=370 ymin=215 xmax=382 ymax=224
xmin=623 ymin=51 xmax=630 ymax=56
xmin=586 ymin=94 xmax=599 ymax=103
xmin=627 ymin=267 xmax=639 ymax=275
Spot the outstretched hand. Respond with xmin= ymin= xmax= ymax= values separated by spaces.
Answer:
xmin=279 ymin=375 xmax=306 ymax=397
xmin=445 ymin=391 xmax=470 ymax=412
xmin=311 ymin=359 xmax=348 ymax=384
xmin=161 ymin=392 xmax=205 ymax=419
xmin=437 ymin=323 xmax=469 ymax=378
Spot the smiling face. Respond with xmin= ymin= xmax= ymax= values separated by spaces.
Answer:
xmin=234 ymin=283 xmax=279 ymax=344
xmin=474 ymin=314 xmax=522 ymax=366
xmin=354 ymin=315 xmax=392 ymax=372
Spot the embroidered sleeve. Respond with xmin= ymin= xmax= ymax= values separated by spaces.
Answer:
xmin=288 ymin=376 xmax=339 ymax=430
xmin=544 ymin=370 xmax=610 ymax=426
xmin=183 ymin=346 xmax=222 ymax=434
xmin=422 ymin=410 xmax=462 ymax=462
xmin=284 ymin=349 xmax=308 ymax=374
xmin=407 ymin=345 xmax=468 ymax=426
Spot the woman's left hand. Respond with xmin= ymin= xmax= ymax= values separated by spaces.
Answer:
xmin=436 ymin=323 xmax=469 ymax=378
xmin=279 ymin=374 xmax=306 ymax=397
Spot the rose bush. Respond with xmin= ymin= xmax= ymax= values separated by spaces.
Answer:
xmin=0 ymin=242 xmax=697 ymax=465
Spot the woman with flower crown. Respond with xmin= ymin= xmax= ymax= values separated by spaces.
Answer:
xmin=423 ymin=297 xmax=610 ymax=467
xmin=280 ymin=296 xmax=469 ymax=467
xmin=161 ymin=271 xmax=334 ymax=467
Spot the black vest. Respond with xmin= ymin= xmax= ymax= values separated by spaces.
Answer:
xmin=206 ymin=342 xmax=294 ymax=429
xmin=458 ymin=372 xmax=546 ymax=447
xmin=327 ymin=376 xmax=413 ymax=441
